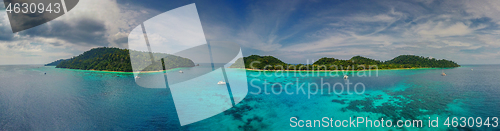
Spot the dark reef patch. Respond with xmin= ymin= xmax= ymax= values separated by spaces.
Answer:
xmin=331 ymin=99 xmax=348 ymax=104
xmin=237 ymin=116 xmax=267 ymax=131
xmin=222 ymin=96 xmax=268 ymax=130
xmin=342 ymin=80 xmax=465 ymax=127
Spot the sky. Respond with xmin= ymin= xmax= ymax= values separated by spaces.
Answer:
xmin=1 ymin=0 xmax=500 ymax=65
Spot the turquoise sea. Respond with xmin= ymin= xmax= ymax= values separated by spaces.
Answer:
xmin=0 ymin=65 xmax=499 ymax=130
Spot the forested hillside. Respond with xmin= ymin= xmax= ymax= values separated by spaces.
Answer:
xmin=229 ymin=55 xmax=286 ymax=69
xmin=54 ymin=47 xmax=194 ymax=72
xmin=44 ymin=59 xmax=67 ymax=66
xmin=384 ymin=55 xmax=459 ymax=68
xmin=230 ymin=54 xmax=459 ymax=70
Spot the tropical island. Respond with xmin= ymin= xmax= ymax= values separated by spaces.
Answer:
xmin=229 ymin=55 xmax=459 ymax=70
xmin=47 ymin=47 xmax=459 ymax=72
xmin=46 ymin=47 xmax=195 ymax=72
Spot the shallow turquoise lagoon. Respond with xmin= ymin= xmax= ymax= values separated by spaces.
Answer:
xmin=0 ymin=65 xmax=499 ymax=130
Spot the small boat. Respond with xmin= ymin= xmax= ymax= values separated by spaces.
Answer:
xmin=441 ymin=70 xmax=446 ymax=76
xmin=218 ymin=81 xmax=226 ymax=85
xmin=343 ymin=75 xmax=348 ymax=79
xmin=135 ymin=76 xmax=141 ymax=79
xmin=179 ymin=71 xmax=183 ymax=73
xmin=471 ymin=69 xmax=473 ymax=71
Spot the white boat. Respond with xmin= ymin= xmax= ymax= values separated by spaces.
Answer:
xmin=343 ymin=75 xmax=348 ymax=79
xmin=135 ymin=76 xmax=140 ymax=79
xmin=441 ymin=70 xmax=446 ymax=76
xmin=179 ymin=71 xmax=183 ymax=73
xmin=218 ymin=81 xmax=226 ymax=85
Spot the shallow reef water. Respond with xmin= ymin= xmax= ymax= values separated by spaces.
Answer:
xmin=0 ymin=65 xmax=499 ymax=131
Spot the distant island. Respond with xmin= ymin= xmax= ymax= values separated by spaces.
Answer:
xmin=46 ymin=47 xmax=195 ymax=72
xmin=229 ymin=55 xmax=459 ymax=70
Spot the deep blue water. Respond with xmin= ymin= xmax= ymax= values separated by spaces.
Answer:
xmin=0 ymin=65 xmax=499 ymax=130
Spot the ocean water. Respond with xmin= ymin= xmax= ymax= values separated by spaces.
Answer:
xmin=0 ymin=65 xmax=499 ymax=130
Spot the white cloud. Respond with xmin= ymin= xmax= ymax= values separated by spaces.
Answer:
xmin=427 ymin=44 xmax=442 ymax=48
xmin=464 ymin=0 xmax=500 ymax=22
xmin=315 ymin=48 xmax=379 ymax=57
xmin=477 ymin=34 xmax=500 ymax=47
xmin=276 ymin=10 xmax=404 ymax=53
xmin=130 ymin=4 xmax=207 ymax=54
xmin=0 ymin=0 xmax=160 ymax=64
xmin=415 ymin=22 xmax=472 ymax=37
xmin=415 ymin=0 xmax=434 ymax=5
xmin=2 ymin=0 xmax=500 ymax=64
xmin=229 ymin=0 xmax=302 ymax=51
xmin=392 ymin=44 xmax=419 ymax=49
xmin=55 ymin=0 xmax=157 ymax=48
xmin=349 ymin=14 xmax=397 ymax=22
xmin=279 ymin=35 xmax=348 ymax=52
xmin=238 ymin=0 xmax=500 ymax=64
xmin=279 ymin=32 xmax=396 ymax=53
xmin=0 ymin=0 xmax=165 ymax=64
xmin=0 ymin=37 xmax=75 ymax=65
xmin=441 ymin=40 xmax=472 ymax=47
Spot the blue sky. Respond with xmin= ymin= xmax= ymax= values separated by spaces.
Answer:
xmin=1 ymin=0 xmax=500 ymax=64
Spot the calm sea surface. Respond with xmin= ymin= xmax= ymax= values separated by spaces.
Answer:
xmin=0 ymin=65 xmax=499 ymax=130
